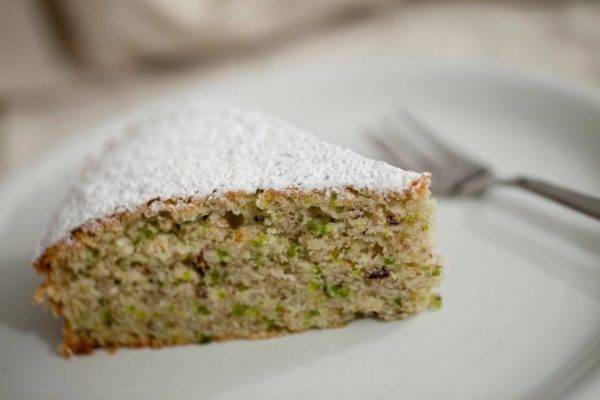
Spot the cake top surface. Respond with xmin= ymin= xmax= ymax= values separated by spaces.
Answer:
xmin=38 ymin=103 xmax=423 ymax=255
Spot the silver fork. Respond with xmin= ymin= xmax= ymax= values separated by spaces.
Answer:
xmin=370 ymin=109 xmax=600 ymax=220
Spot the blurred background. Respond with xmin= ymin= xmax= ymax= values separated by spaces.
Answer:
xmin=1 ymin=0 xmax=599 ymax=177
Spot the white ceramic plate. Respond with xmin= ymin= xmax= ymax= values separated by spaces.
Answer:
xmin=1 ymin=60 xmax=599 ymax=400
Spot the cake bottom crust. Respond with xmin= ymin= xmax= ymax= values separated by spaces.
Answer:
xmin=60 ymin=316 xmax=404 ymax=357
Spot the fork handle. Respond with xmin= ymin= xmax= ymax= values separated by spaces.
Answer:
xmin=505 ymin=176 xmax=600 ymax=220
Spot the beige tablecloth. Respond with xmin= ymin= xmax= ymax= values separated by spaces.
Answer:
xmin=1 ymin=0 xmax=599 ymax=176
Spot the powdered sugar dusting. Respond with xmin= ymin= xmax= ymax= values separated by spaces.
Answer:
xmin=37 ymin=103 xmax=422 ymax=255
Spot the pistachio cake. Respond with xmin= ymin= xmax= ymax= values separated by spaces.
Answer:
xmin=33 ymin=103 xmax=441 ymax=356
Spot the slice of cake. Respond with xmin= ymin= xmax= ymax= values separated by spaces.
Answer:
xmin=33 ymin=103 xmax=441 ymax=356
